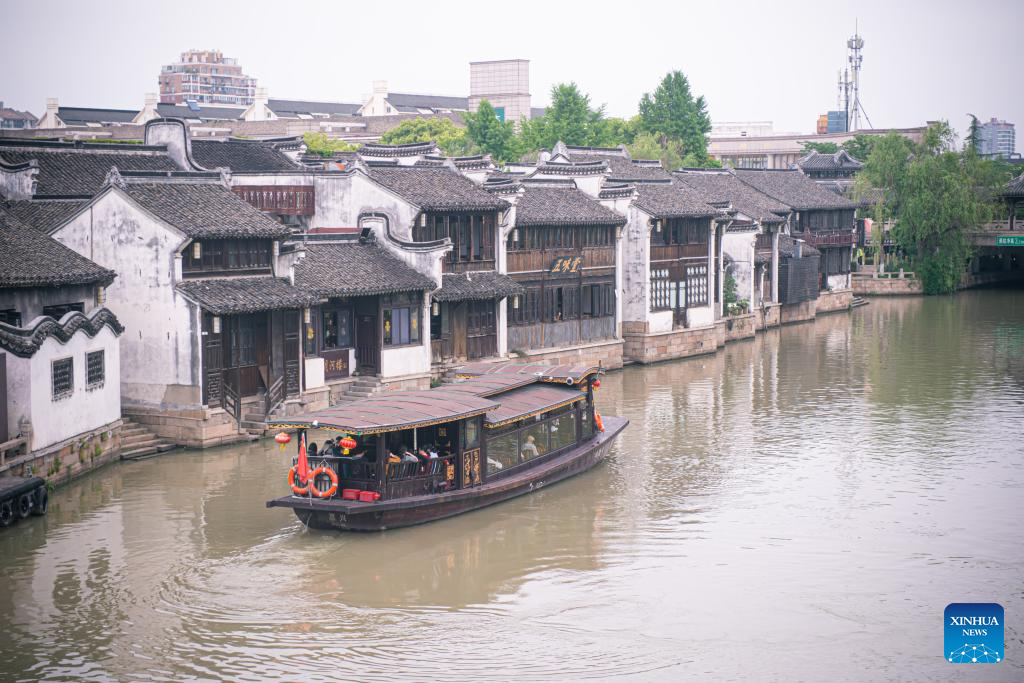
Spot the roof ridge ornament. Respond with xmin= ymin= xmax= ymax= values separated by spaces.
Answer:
xmin=103 ymin=165 xmax=126 ymax=190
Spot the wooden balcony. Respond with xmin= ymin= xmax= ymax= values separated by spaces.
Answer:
xmin=233 ymin=185 xmax=314 ymax=216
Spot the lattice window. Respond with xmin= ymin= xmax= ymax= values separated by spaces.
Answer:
xmin=86 ymin=350 xmax=105 ymax=389
xmin=52 ymin=357 xmax=73 ymax=400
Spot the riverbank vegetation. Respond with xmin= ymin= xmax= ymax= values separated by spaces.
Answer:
xmin=855 ymin=121 xmax=1016 ymax=294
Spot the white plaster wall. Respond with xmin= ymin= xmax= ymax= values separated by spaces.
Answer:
xmin=10 ymin=324 xmax=121 ymax=451
xmin=54 ymin=192 xmax=199 ymax=408
xmin=620 ymin=206 xmax=652 ymax=325
xmin=305 ymin=357 xmax=325 ymax=389
xmin=686 ymin=305 xmax=715 ymax=328
xmin=827 ymin=273 xmax=850 ymax=290
xmin=0 ymin=165 xmax=37 ymax=200
xmin=648 ymin=310 xmax=674 ymax=333
xmin=723 ymin=231 xmax=757 ymax=305
xmin=313 ymin=172 xmax=446 ymax=286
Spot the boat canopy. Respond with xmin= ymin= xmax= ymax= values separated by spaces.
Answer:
xmin=270 ymin=363 xmax=603 ymax=433
xmin=481 ymin=383 xmax=585 ymax=428
xmin=267 ymin=390 xmax=496 ymax=435
xmin=455 ymin=362 xmax=600 ymax=386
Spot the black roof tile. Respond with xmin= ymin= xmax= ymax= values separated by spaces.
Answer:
xmin=0 ymin=209 xmax=114 ymax=288
xmin=190 ymin=139 xmax=299 ymax=172
xmin=177 ymin=277 xmax=317 ymax=314
xmin=0 ymin=141 xmax=178 ymax=197
xmin=370 ymin=166 xmax=508 ymax=212
xmin=673 ymin=171 xmax=789 ymax=224
xmin=121 ymin=181 xmax=292 ymax=239
xmin=294 ymin=241 xmax=435 ymax=298
xmin=632 ymin=180 xmax=719 ymax=219
xmin=433 ymin=271 xmax=522 ymax=302
xmin=515 ymin=183 xmax=625 ymax=226
xmin=1 ymin=199 xmax=90 ymax=233
xmin=734 ymin=169 xmax=858 ymax=211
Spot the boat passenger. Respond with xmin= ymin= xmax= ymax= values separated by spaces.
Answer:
xmin=521 ymin=435 xmax=541 ymax=459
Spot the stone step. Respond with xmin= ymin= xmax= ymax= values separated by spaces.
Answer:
xmin=346 ymin=388 xmax=377 ymax=398
xmin=121 ymin=445 xmax=161 ymax=461
xmin=240 ymin=420 xmax=266 ymax=432
xmin=120 ymin=428 xmax=150 ymax=438
xmin=242 ymin=413 xmax=267 ymax=422
xmin=122 ymin=432 xmax=157 ymax=446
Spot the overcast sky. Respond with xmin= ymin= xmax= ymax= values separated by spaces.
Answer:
xmin=2 ymin=0 xmax=1021 ymax=146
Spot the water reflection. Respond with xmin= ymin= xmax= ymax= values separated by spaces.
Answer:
xmin=1 ymin=291 xmax=1022 ymax=681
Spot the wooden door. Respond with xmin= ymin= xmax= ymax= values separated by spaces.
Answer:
xmin=452 ymin=302 xmax=468 ymax=360
xmin=461 ymin=449 xmax=481 ymax=488
xmin=356 ymin=314 xmax=379 ymax=374
xmin=201 ymin=313 xmax=223 ymax=406
xmin=283 ymin=310 xmax=301 ymax=396
xmin=0 ymin=353 xmax=7 ymax=443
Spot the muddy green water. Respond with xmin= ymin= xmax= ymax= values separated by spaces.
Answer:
xmin=1 ymin=291 xmax=1022 ymax=681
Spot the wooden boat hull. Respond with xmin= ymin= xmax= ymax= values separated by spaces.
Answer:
xmin=267 ymin=415 xmax=628 ymax=531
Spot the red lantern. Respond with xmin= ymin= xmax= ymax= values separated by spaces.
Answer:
xmin=339 ymin=436 xmax=357 ymax=455
xmin=592 ymin=379 xmax=601 ymax=390
xmin=275 ymin=432 xmax=291 ymax=451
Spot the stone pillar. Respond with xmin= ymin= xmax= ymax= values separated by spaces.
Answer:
xmin=717 ymin=224 xmax=725 ymax=318
xmin=707 ymin=219 xmax=716 ymax=316
xmin=771 ymin=229 xmax=780 ymax=303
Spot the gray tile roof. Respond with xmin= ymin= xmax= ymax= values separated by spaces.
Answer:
xmin=632 ymin=180 xmax=719 ymax=219
xmin=433 ymin=271 xmax=523 ymax=302
xmin=386 ymin=93 xmax=469 ymax=111
xmin=673 ymin=171 xmax=789 ymax=224
xmin=190 ymin=139 xmax=299 ymax=172
xmin=0 ymin=141 xmax=179 ymax=197
xmin=360 ymin=141 xmax=440 ymax=157
xmin=1005 ymin=173 xmax=1024 ymax=198
xmin=515 ymin=182 xmax=626 ymax=227
xmin=778 ymin=233 xmax=820 ymax=258
xmin=370 ymin=166 xmax=509 ymax=212
xmin=57 ymin=106 xmax=138 ymax=125
xmin=797 ymin=149 xmax=864 ymax=171
xmin=734 ymin=169 xmax=858 ymax=211
xmin=567 ymin=152 xmax=672 ymax=181
xmin=121 ymin=181 xmax=292 ymax=239
xmin=294 ymin=242 xmax=436 ymax=298
xmin=268 ymin=98 xmax=362 ymax=117
xmin=177 ymin=277 xmax=317 ymax=314
xmin=0 ymin=208 xmax=114 ymax=288
xmin=1 ymin=199 xmax=89 ymax=233
xmin=155 ymin=103 xmax=245 ymax=121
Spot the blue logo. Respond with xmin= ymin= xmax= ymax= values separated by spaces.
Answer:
xmin=945 ymin=603 xmax=1003 ymax=663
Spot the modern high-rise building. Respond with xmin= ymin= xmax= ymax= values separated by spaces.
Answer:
xmin=978 ymin=118 xmax=1016 ymax=158
xmin=469 ymin=59 xmax=532 ymax=125
xmin=158 ymin=49 xmax=256 ymax=107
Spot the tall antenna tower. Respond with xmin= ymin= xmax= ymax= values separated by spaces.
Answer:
xmin=847 ymin=23 xmax=865 ymax=131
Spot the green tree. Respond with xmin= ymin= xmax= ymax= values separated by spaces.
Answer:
xmin=966 ymin=114 xmax=981 ymax=154
xmin=857 ymin=122 xmax=1011 ymax=294
xmin=463 ymin=100 xmax=518 ymax=162
xmin=302 ymin=132 xmax=359 ymax=157
xmin=800 ymin=141 xmax=840 ymax=154
xmin=840 ymin=134 xmax=878 ymax=161
xmin=637 ymin=71 xmax=712 ymax=159
xmin=379 ymin=117 xmax=476 ymax=156
xmin=628 ymin=132 xmax=683 ymax=170
xmin=594 ymin=116 xmax=640 ymax=147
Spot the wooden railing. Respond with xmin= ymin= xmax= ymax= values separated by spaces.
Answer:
xmin=265 ymin=374 xmax=285 ymax=418
xmin=795 ymin=230 xmax=855 ymax=248
xmin=0 ymin=436 xmax=28 ymax=470
xmin=232 ymin=185 xmax=315 ymax=216
xmin=222 ymin=383 xmax=240 ymax=426
xmin=292 ymin=453 xmax=455 ymax=500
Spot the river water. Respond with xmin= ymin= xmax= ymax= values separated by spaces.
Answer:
xmin=1 ymin=291 xmax=1022 ymax=682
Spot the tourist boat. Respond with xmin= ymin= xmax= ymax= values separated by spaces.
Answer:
xmin=265 ymin=363 xmax=627 ymax=531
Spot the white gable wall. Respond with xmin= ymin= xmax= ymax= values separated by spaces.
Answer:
xmin=54 ymin=191 xmax=200 ymax=409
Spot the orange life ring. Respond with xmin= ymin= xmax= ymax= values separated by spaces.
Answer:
xmin=594 ymin=412 xmax=605 ymax=433
xmin=310 ymin=465 xmax=339 ymax=499
xmin=288 ymin=467 xmax=309 ymax=495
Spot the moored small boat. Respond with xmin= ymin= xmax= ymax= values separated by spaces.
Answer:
xmin=266 ymin=362 xmax=627 ymax=531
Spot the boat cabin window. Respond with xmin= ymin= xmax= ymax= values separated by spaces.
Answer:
xmin=464 ymin=418 xmax=480 ymax=450
xmin=485 ymin=404 xmax=581 ymax=478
